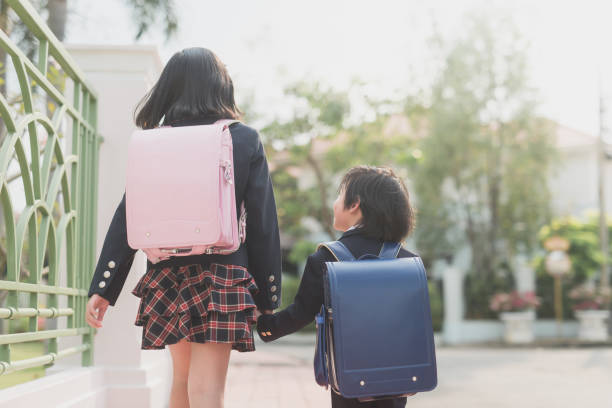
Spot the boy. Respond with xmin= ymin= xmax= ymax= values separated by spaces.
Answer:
xmin=257 ymin=165 xmax=417 ymax=408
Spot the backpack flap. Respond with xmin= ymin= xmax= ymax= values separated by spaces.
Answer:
xmin=126 ymin=124 xmax=224 ymax=249
xmin=325 ymin=256 xmax=438 ymax=398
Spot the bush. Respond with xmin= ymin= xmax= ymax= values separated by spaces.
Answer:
xmin=428 ymin=281 xmax=443 ymax=332
xmin=280 ymin=273 xmax=300 ymax=308
xmin=288 ymin=240 xmax=318 ymax=267
xmin=464 ymin=267 xmax=515 ymax=319
xmin=534 ymin=214 xmax=609 ymax=319
xmin=279 ymin=273 xmax=315 ymax=332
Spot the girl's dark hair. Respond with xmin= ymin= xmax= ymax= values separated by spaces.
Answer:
xmin=134 ymin=47 xmax=241 ymax=129
xmin=339 ymin=165 xmax=415 ymax=242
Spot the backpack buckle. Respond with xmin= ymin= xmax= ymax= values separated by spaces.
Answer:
xmin=160 ymin=247 xmax=192 ymax=254
xmin=221 ymin=160 xmax=233 ymax=184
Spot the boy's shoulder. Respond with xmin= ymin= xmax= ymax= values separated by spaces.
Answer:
xmin=398 ymin=246 xmax=419 ymax=259
xmin=310 ymin=237 xmax=419 ymax=264
xmin=309 ymin=244 xmax=338 ymax=265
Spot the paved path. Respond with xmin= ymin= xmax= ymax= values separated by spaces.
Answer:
xmin=225 ymin=334 xmax=612 ymax=408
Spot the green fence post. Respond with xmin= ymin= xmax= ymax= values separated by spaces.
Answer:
xmin=0 ymin=0 xmax=99 ymax=382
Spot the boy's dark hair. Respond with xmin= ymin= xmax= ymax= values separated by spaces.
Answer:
xmin=134 ymin=47 xmax=241 ymax=129
xmin=339 ymin=165 xmax=415 ymax=242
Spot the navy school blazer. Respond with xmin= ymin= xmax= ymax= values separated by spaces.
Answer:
xmin=87 ymin=118 xmax=282 ymax=311
xmin=256 ymin=226 xmax=417 ymax=341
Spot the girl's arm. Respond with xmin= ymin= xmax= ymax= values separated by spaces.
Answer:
xmin=244 ymin=132 xmax=282 ymax=311
xmin=87 ymin=192 xmax=138 ymax=306
xmin=256 ymin=251 xmax=328 ymax=342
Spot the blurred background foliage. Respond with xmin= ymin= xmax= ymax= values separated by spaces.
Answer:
xmin=259 ymin=12 xmax=562 ymax=324
xmin=534 ymin=214 xmax=611 ymax=319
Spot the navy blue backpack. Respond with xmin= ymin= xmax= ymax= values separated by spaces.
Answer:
xmin=314 ymin=241 xmax=437 ymax=401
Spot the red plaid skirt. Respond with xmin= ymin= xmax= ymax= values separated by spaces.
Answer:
xmin=131 ymin=263 xmax=259 ymax=352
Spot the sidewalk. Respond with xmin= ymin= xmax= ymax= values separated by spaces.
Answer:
xmin=225 ymin=334 xmax=612 ymax=408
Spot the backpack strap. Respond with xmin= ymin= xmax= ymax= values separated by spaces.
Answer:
xmin=215 ymin=119 xmax=246 ymax=240
xmin=378 ymin=242 xmax=402 ymax=259
xmin=317 ymin=241 xmax=356 ymax=262
xmin=215 ymin=119 xmax=240 ymax=129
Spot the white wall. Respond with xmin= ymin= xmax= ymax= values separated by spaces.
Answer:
xmin=549 ymin=134 xmax=612 ymax=219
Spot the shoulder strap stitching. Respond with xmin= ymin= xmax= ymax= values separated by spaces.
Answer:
xmin=317 ymin=241 xmax=356 ymax=262
xmin=317 ymin=243 xmax=340 ymax=262
xmin=378 ymin=242 xmax=403 ymax=258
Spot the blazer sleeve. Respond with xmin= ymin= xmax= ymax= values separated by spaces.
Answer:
xmin=87 ymin=192 xmax=138 ymax=306
xmin=244 ymin=133 xmax=282 ymax=310
xmin=256 ymin=251 xmax=327 ymax=342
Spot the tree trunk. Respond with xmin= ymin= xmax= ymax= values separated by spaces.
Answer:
xmin=487 ymin=127 xmax=504 ymax=279
xmin=47 ymin=0 xmax=67 ymax=41
xmin=306 ymin=150 xmax=336 ymax=240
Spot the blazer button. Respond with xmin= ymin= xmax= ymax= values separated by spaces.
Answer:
xmin=271 ymin=295 xmax=277 ymax=302
xmin=103 ymin=271 xmax=111 ymax=278
xmin=108 ymin=260 xmax=116 ymax=268
xmin=268 ymin=275 xmax=275 ymax=282
xmin=98 ymin=281 xmax=106 ymax=288
xmin=270 ymin=285 xmax=277 ymax=293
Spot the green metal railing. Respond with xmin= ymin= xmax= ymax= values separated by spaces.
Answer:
xmin=0 ymin=0 xmax=100 ymax=378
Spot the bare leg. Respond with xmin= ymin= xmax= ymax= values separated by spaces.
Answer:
xmin=188 ymin=342 xmax=232 ymax=408
xmin=168 ymin=338 xmax=191 ymax=408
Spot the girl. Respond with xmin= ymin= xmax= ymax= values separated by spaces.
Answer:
xmin=85 ymin=47 xmax=282 ymax=408
xmin=257 ymin=165 xmax=416 ymax=408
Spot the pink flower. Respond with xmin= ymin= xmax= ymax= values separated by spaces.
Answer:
xmin=570 ymin=285 xmax=612 ymax=311
xmin=489 ymin=290 xmax=541 ymax=313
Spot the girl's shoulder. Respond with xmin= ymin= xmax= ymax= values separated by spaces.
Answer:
xmin=229 ymin=121 xmax=259 ymax=140
xmin=229 ymin=122 xmax=263 ymax=154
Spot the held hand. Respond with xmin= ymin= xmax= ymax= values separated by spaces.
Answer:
xmin=86 ymin=294 xmax=110 ymax=329
xmin=254 ymin=309 xmax=274 ymax=319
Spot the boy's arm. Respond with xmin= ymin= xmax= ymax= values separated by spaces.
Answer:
xmin=256 ymin=252 xmax=327 ymax=342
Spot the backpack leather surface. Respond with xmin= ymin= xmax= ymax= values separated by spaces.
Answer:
xmin=126 ymin=119 xmax=245 ymax=263
xmin=315 ymin=241 xmax=438 ymax=400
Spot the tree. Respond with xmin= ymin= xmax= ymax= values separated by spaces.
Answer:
xmin=46 ymin=0 xmax=178 ymax=42
xmin=413 ymin=13 xmax=557 ymax=318
xmin=124 ymin=0 xmax=178 ymax=41
xmin=260 ymin=81 xmax=426 ymax=275
xmin=534 ymin=215 xmax=609 ymax=319
xmin=261 ymin=82 xmax=351 ymax=241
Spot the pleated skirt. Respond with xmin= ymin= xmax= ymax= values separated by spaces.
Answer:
xmin=131 ymin=262 xmax=259 ymax=352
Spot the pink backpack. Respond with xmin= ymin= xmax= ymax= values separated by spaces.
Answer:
xmin=126 ymin=119 xmax=246 ymax=264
